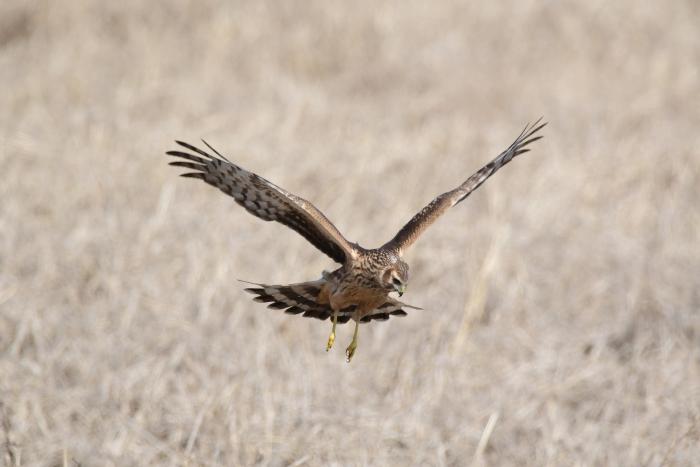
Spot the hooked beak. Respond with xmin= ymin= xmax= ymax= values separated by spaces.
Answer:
xmin=396 ymin=284 xmax=406 ymax=297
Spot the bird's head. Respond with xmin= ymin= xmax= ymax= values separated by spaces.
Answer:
xmin=380 ymin=259 xmax=409 ymax=296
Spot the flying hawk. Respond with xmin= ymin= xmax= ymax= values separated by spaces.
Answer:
xmin=167 ymin=119 xmax=545 ymax=361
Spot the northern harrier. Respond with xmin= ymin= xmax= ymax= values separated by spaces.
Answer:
xmin=167 ymin=119 xmax=545 ymax=361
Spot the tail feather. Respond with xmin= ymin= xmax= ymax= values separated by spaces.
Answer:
xmin=241 ymin=279 xmax=332 ymax=320
xmin=240 ymin=280 xmax=420 ymax=323
xmin=360 ymin=298 xmax=422 ymax=322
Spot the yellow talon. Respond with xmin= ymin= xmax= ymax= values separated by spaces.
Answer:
xmin=345 ymin=340 xmax=357 ymax=362
xmin=345 ymin=320 xmax=360 ymax=362
xmin=327 ymin=308 xmax=339 ymax=351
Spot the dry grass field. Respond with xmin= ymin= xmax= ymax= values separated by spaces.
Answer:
xmin=1 ymin=1 xmax=699 ymax=465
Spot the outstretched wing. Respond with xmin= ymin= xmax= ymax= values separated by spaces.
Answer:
xmin=382 ymin=119 xmax=546 ymax=255
xmin=167 ymin=141 xmax=358 ymax=264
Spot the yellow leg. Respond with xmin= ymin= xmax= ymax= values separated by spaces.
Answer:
xmin=326 ymin=308 xmax=338 ymax=351
xmin=345 ymin=320 xmax=359 ymax=362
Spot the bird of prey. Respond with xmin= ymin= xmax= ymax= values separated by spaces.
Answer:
xmin=167 ymin=119 xmax=545 ymax=361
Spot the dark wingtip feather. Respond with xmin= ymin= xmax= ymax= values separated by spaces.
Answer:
xmin=201 ymin=139 xmax=231 ymax=162
xmin=174 ymin=140 xmax=218 ymax=161
xmin=166 ymin=150 xmax=208 ymax=164
xmin=180 ymin=172 xmax=206 ymax=179
xmin=175 ymin=140 xmax=198 ymax=151
xmin=522 ymin=136 xmax=544 ymax=147
xmin=510 ymin=119 xmax=547 ymax=157
xmin=525 ymin=120 xmax=547 ymax=139
xmin=238 ymin=279 xmax=266 ymax=287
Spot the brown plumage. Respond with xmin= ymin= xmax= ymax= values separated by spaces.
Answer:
xmin=167 ymin=119 xmax=546 ymax=361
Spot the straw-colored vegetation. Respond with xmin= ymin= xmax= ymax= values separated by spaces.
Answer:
xmin=1 ymin=1 xmax=698 ymax=465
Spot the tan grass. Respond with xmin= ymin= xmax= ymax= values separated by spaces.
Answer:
xmin=1 ymin=0 xmax=699 ymax=465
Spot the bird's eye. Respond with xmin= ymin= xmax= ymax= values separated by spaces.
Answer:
xmin=392 ymin=277 xmax=402 ymax=286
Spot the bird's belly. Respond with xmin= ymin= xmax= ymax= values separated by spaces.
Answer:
xmin=330 ymin=285 xmax=387 ymax=316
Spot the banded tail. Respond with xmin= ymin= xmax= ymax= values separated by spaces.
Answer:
xmin=241 ymin=280 xmax=421 ymax=323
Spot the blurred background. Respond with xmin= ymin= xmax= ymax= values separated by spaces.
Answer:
xmin=1 ymin=1 xmax=698 ymax=465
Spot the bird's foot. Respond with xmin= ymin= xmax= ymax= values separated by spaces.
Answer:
xmin=345 ymin=339 xmax=358 ymax=362
xmin=326 ymin=331 xmax=336 ymax=351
